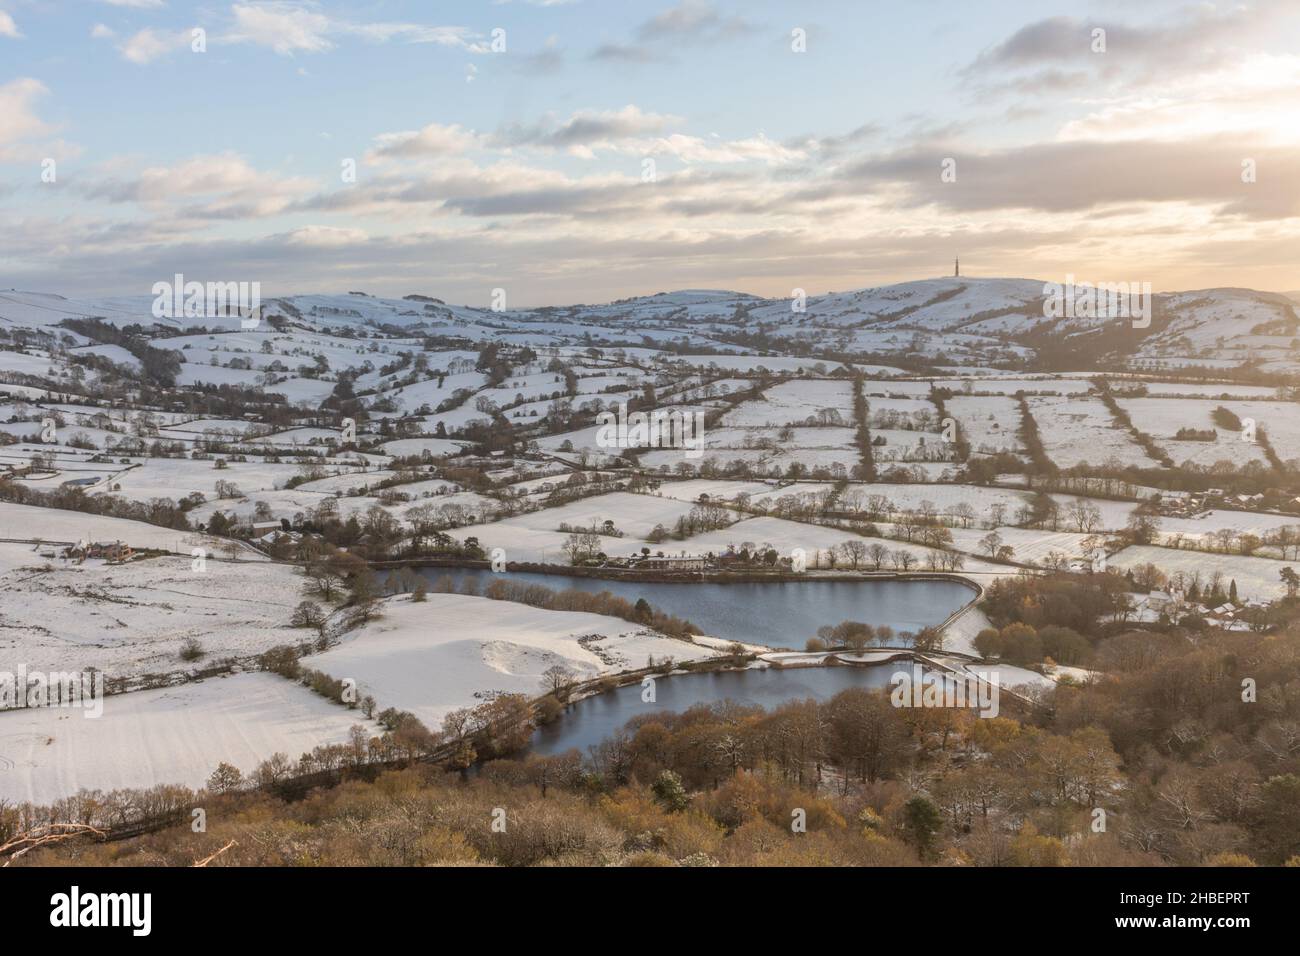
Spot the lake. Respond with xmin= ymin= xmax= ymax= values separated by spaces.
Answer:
xmin=414 ymin=566 xmax=974 ymax=649
xmin=531 ymin=664 xmax=906 ymax=756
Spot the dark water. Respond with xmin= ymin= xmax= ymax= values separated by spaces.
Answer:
xmin=531 ymin=665 xmax=904 ymax=756
xmin=414 ymin=567 xmax=973 ymax=650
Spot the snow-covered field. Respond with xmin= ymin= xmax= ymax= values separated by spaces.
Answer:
xmin=1117 ymin=397 xmax=1271 ymax=469
xmin=1029 ymin=395 xmax=1159 ymax=469
xmin=946 ymin=527 xmax=1093 ymax=566
xmin=302 ymin=593 xmax=719 ymax=729
xmin=1155 ymin=508 xmax=1300 ymax=543
xmin=652 ymin=478 xmax=775 ymax=503
xmin=1108 ymin=544 xmax=1297 ymax=601
xmin=0 ymin=501 xmax=261 ymax=555
xmin=722 ymin=379 xmax=853 ymax=427
xmin=0 ymin=552 xmax=303 ymax=678
xmin=101 ymin=457 xmax=331 ymax=502
xmin=946 ymin=395 xmax=1024 ymax=456
xmin=449 ymin=492 xmax=702 ymax=563
xmin=0 ymin=673 xmax=365 ymax=805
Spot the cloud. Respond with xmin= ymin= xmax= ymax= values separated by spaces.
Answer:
xmin=515 ymin=37 xmax=564 ymax=75
xmin=280 ymin=224 xmax=367 ymax=247
xmin=636 ymin=0 xmax=754 ymax=43
xmin=225 ymin=2 xmax=481 ymax=56
xmin=366 ymin=123 xmax=483 ymax=163
xmin=80 ymin=152 xmax=316 ymax=220
xmin=225 ymin=3 xmax=334 ymax=54
xmin=117 ymin=27 xmax=194 ymax=64
xmin=964 ymin=2 xmax=1300 ymax=90
xmin=1056 ymin=53 xmax=1300 ymax=147
xmin=965 ymin=16 xmax=1122 ymax=73
xmin=98 ymin=0 xmax=167 ymax=8
xmin=589 ymin=42 xmax=662 ymax=64
xmin=0 ymin=11 xmax=21 ymax=38
xmin=642 ymin=133 xmax=804 ymax=165
xmin=590 ymin=0 xmax=755 ymax=64
xmin=786 ymin=123 xmax=881 ymax=158
xmin=0 ymin=78 xmax=78 ymax=163
xmin=494 ymin=105 xmax=680 ymax=154
xmin=829 ymin=138 xmax=1300 ymax=220
xmin=0 ymin=78 xmax=50 ymax=142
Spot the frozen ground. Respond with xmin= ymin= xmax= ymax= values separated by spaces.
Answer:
xmin=302 ymin=593 xmax=720 ymax=729
xmin=0 ymin=552 xmax=305 ymax=678
xmin=0 ymin=501 xmax=263 ymax=556
xmin=0 ymin=672 xmax=365 ymax=805
xmin=1029 ymin=395 xmax=1161 ymax=469
xmin=1108 ymin=544 xmax=1296 ymax=601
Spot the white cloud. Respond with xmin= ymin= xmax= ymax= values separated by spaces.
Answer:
xmin=493 ymin=105 xmax=681 ymax=155
xmin=366 ymin=123 xmax=483 ymax=163
xmin=1057 ymin=53 xmax=1300 ymax=147
xmin=117 ymin=27 xmax=193 ymax=64
xmin=81 ymin=152 xmax=316 ymax=221
xmin=227 ymin=2 xmax=334 ymax=55
xmin=225 ymin=2 xmax=480 ymax=56
xmin=0 ymin=78 xmax=50 ymax=143
xmin=281 ymin=225 xmax=368 ymax=246
xmin=0 ymin=11 xmax=22 ymax=39
xmin=636 ymin=132 xmax=805 ymax=165
xmin=0 ymin=78 xmax=65 ymax=162
xmin=98 ymin=0 xmax=166 ymax=8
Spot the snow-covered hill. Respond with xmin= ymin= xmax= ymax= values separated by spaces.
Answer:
xmin=3 ymin=278 xmax=1297 ymax=370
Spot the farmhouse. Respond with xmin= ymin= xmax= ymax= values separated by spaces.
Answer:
xmin=63 ymin=540 xmax=135 ymax=563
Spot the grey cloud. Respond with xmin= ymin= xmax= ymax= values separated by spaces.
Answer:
xmin=514 ymin=46 xmax=564 ymax=75
xmin=492 ymin=107 xmax=673 ymax=150
xmin=964 ymin=1 xmax=1298 ymax=90
xmin=965 ymin=16 xmax=1137 ymax=73
xmin=636 ymin=0 xmax=755 ymax=42
xmin=588 ymin=42 xmax=663 ymax=64
xmin=832 ymin=138 xmax=1300 ymax=220
xmin=588 ymin=1 xmax=757 ymax=65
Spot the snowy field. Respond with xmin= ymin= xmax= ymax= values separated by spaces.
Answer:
xmin=946 ymin=527 xmax=1094 ymax=566
xmin=946 ymin=395 xmax=1024 ymax=456
xmin=1117 ymin=397 xmax=1271 ymax=468
xmin=0 ymin=673 xmax=365 ymax=805
xmin=722 ymin=380 xmax=854 ymax=427
xmin=448 ymin=492 xmax=702 ymax=563
xmin=652 ymin=479 xmax=775 ymax=503
xmin=101 ymin=457 xmax=330 ymax=501
xmin=1155 ymin=508 xmax=1300 ymax=544
xmin=0 ymin=553 xmax=305 ymax=678
xmin=1108 ymin=544 xmax=1296 ymax=601
xmin=1028 ymin=395 xmax=1160 ymax=469
xmin=0 ymin=501 xmax=262 ymax=555
xmin=302 ymin=593 xmax=719 ymax=729
xmin=490 ymin=491 xmax=699 ymax=540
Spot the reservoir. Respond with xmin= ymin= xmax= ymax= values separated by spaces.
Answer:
xmin=414 ymin=566 xmax=974 ymax=649
xmin=531 ymin=663 xmax=907 ymax=756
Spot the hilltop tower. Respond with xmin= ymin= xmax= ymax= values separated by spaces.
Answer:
xmin=954 ymin=256 xmax=960 ymax=277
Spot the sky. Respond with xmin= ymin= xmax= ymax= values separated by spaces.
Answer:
xmin=1 ymin=0 xmax=1298 ymax=306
